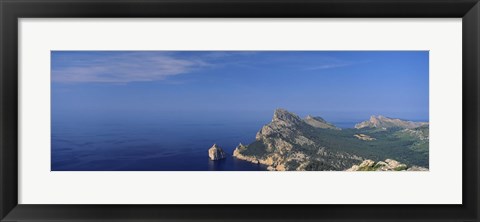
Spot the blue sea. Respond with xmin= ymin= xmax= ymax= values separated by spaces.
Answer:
xmin=51 ymin=111 xmax=358 ymax=171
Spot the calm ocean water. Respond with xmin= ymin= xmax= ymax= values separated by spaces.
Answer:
xmin=51 ymin=112 xmax=358 ymax=171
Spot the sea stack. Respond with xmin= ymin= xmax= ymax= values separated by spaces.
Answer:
xmin=208 ymin=144 xmax=227 ymax=160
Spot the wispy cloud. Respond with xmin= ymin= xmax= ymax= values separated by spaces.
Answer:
xmin=305 ymin=59 xmax=373 ymax=71
xmin=51 ymin=51 xmax=369 ymax=84
xmin=304 ymin=63 xmax=353 ymax=70
xmin=52 ymin=52 xmax=210 ymax=83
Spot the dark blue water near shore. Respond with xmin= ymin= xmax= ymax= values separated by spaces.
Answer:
xmin=51 ymin=113 xmax=268 ymax=171
xmin=51 ymin=112 xmax=359 ymax=171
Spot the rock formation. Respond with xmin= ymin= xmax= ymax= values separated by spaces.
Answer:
xmin=346 ymin=159 xmax=428 ymax=171
xmin=355 ymin=115 xmax=428 ymax=130
xmin=304 ymin=115 xmax=340 ymax=130
xmin=232 ymin=109 xmax=361 ymax=171
xmin=354 ymin=134 xmax=375 ymax=141
xmin=232 ymin=108 xmax=429 ymax=171
xmin=208 ymin=144 xmax=226 ymax=160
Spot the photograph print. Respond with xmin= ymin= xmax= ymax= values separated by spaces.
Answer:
xmin=51 ymin=51 xmax=429 ymax=171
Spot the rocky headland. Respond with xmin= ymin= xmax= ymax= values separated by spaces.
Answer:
xmin=355 ymin=115 xmax=428 ymax=130
xmin=230 ymin=108 xmax=429 ymax=171
xmin=232 ymin=109 xmax=363 ymax=171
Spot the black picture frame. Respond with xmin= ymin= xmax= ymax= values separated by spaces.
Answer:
xmin=1 ymin=0 xmax=479 ymax=221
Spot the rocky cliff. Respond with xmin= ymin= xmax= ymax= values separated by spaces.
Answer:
xmin=232 ymin=109 xmax=429 ymax=171
xmin=233 ymin=109 xmax=362 ymax=171
xmin=304 ymin=115 xmax=340 ymax=130
xmin=355 ymin=115 xmax=428 ymax=130
xmin=208 ymin=144 xmax=227 ymax=160
xmin=346 ymin=159 xmax=428 ymax=171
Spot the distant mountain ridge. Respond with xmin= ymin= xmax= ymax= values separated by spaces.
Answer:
xmin=304 ymin=115 xmax=341 ymax=130
xmin=232 ymin=108 xmax=429 ymax=171
xmin=355 ymin=115 xmax=428 ymax=130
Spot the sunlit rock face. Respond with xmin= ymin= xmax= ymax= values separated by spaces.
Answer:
xmin=355 ymin=115 xmax=428 ymax=130
xmin=304 ymin=115 xmax=340 ymax=130
xmin=208 ymin=144 xmax=226 ymax=161
xmin=233 ymin=108 xmax=361 ymax=171
xmin=232 ymin=108 xmax=429 ymax=171
xmin=346 ymin=159 xmax=428 ymax=171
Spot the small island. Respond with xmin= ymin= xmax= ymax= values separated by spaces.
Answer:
xmin=208 ymin=144 xmax=227 ymax=161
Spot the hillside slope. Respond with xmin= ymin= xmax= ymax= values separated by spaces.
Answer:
xmin=233 ymin=109 xmax=429 ymax=171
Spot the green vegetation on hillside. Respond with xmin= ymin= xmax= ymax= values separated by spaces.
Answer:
xmin=235 ymin=109 xmax=429 ymax=170
xmin=241 ymin=124 xmax=429 ymax=168
xmin=300 ymin=126 xmax=428 ymax=167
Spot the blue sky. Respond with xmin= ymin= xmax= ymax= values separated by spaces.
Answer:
xmin=51 ymin=51 xmax=429 ymax=122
